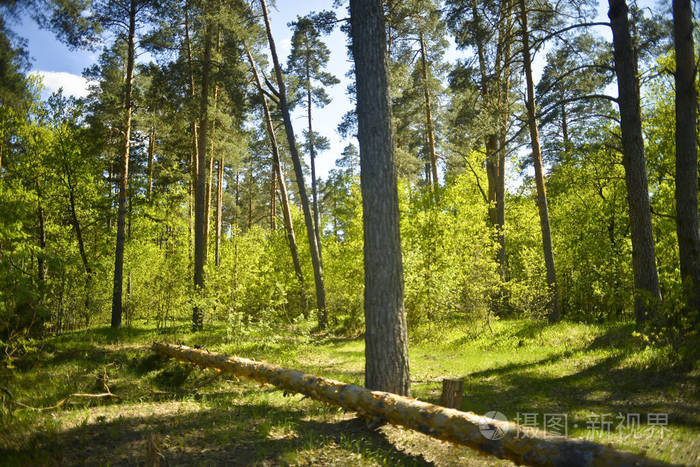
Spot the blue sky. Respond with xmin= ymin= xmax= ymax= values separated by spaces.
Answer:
xmin=13 ymin=1 xmax=354 ymax=178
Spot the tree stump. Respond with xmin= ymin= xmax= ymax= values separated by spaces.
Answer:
xmin=439 ymin=378 xmax=464 ymax=409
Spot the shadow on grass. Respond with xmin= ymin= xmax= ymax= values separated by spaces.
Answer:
xmin=1 ymin=403 xmax=433 ymax=466
xmin=449 ymin=331 xmax=700 ymax=431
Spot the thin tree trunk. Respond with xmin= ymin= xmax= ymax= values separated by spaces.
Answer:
xmin=307 ymin=67 xmax=323 ymax=258
xmin=495 ymin=0 xmax=511 ymax=283
xmin=247 ymin=159 xmax=253 ymax=231
xmin=36 ymin=181 xmax=47 ymax=283
xmin=205 ymin=140 xmax=214 ymax=254
xmin=350 ymin=0 xmax=410 ymax=396
xmin=608 ymin=0 xmax=661 ymax=323
xmin=471 ymin=0 xmax=507 ymax=279
xmin=561 ymin=99 xmax=569 ymax=149
xmin=184 ymin=0 xmax=198 ymax=266
xmin=147 ymin=124 xmax=155 ymax=200
xmin=270 ymin=165 xmax=277 ymax=230
xmin=246 ymin=47 xmax=307 ymax=312
xmin=519 ymin=0 xmax=560 ymax=322
xmin=67 ymin=169 xmax=92 ymax=279
xmin=111 ymin=0 xmax=136 ymax=329
xmin=107 ymin=160 xmax=113 ymax=230
xmin=673 ymin=0 xmax=700 ymax=315
xmin=486 ymin=135 xmax=499 ymax=227
xmin=67 ymin=163 xmax=94 ymax=324
xmin=235 ymin=169 xmax=240 ymax=228
xmin=193 ymin=14 xmax=213 ymax=332
xmin=419 ymin=33 xmax=439 ymax=204
xmin=0 ymin=121 xmax=3 ymax=174
xmin=215 ymin=153 xmax=224 ymax=267
xmin=205 ymin=26 xmax=221 ymax=260
xmin=260 ymin=0 xmax=327 ymax=329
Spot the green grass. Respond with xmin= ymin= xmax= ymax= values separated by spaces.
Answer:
xmin=1 ymin=318 xmax=699 ymax=465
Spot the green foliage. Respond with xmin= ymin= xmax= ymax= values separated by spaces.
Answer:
xmin=402 ymin=175 xmax=500 ymax=326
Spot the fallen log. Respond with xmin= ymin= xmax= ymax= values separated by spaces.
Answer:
xmin=152 ymin=342 xmax=665 ymax=466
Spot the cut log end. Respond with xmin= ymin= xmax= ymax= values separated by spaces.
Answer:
xmin=439 ymin=378 xmax=464 ymax=409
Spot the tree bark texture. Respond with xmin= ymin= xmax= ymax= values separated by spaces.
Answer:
xmin=672 ymin=0 xmax=700 ymax=315
xmin=608 ymin=0 xmax=661 ymax=323
xmin=193 ymin=16 xmax=213 ymax=331
xmin=350 ymin=0 xmax=411 ymax=396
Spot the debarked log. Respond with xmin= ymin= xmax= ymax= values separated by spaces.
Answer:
xmin=152 ymin=342 xmax=666 ymax=467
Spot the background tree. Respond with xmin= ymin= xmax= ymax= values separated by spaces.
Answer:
xmin=287 ymin=12 xmax=339 ymax=254
xmin=258 ymin=0 xmax=327 ymax=329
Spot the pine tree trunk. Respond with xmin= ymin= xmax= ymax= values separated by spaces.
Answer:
xmin=205 ymin=140 xmax=214 ymax=255
xmin=486 ymin=134 xmax=499 ymax=227
xmin=672 ymin=0 xmax=700 ymax=315
xmin=246 ymin=47 xmax=307 ymax=312
xmin=107 ymin=161 xmax=113 ymax=230
xmin=193 ymin=16 xmax=213 ymax=331
xmin=260 ymin=0 xmax=327 ymax=329
xmin=519 ymin=0 xmax=560 ymax=323
xmin=184 ymin=0 xmax=198 ymax=267
xmin=307 ymin=69 xmax=322 ymax=258
xmin=215 ymin=155 xmax=224 ymax=267
xmin=111 ymin=0 xmax=136 ymax=329
xmin=419 ymin=33 xmax=439 ymax=205
xmin=497 ymin=0 xmax=512 ymax=280
xmin=608 ymin=0 xmax=661 ymax=323
xmin=270 ymin=168 xmax=277 ymax=231
xmin=350 ymin=0 xmax=411 ymax=396
xmin=147 ymin=125 xmax=154 ymax=200
xmin=205 ymin=27 xmax=221 ymax=261
xmin=472 ymin=0 xmax=508 ymax=283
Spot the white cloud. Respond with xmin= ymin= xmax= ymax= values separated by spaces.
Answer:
xmin=280 ymin=38 xmax=292 ymax=55
xmin=31 ymin=70 xmax=92 ymax=98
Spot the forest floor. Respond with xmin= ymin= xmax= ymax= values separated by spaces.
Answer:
xmin=1 ymin=318 xmax=699 ymax=466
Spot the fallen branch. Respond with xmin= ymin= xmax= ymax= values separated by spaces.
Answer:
xmin=153 ymin=342 xmax=666 ymax=467
xmin=1 ymin=388 xmax=122 ymax=412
